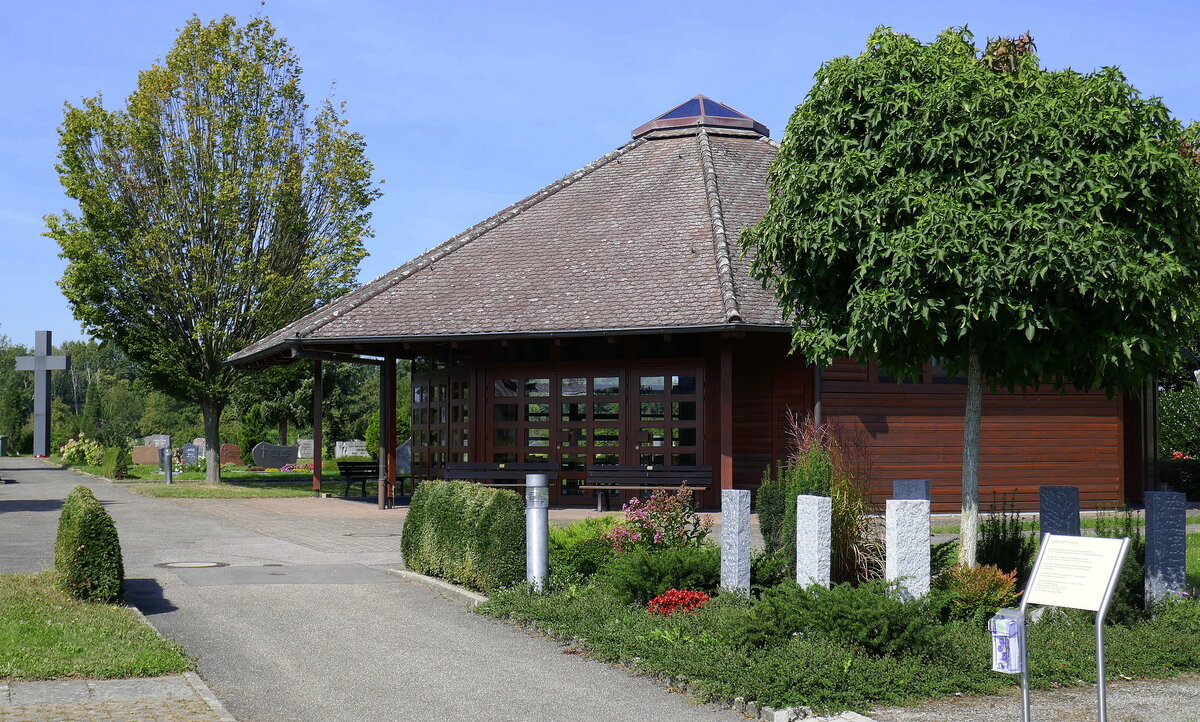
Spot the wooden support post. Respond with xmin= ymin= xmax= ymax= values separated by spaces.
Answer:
xmin=385 ymin=355 xmax=398 ymax=506
xmin=720 ymin=342 xmax=734 ymax=490
xmin=312 ymin=360 xmax=323 ymax=494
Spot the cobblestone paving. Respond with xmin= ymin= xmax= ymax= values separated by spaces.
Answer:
xmin=0 ymin=677 xmax=227 ymax=722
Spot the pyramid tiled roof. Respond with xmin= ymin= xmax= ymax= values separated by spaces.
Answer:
xmin=229 ymin=97 xmax=787 ymax=366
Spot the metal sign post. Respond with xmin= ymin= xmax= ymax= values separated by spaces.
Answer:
xmin=1012 ymin=534 xmax=1130 ymax=722
xmin=525 ymin=473 xmax=549 ymax=592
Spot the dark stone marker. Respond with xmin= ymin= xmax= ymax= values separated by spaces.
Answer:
xmin=892 ymin=479 xmax=931 ymax=501
xmin=251 ymin=442 xmax=298 ymax=468
xmin=180 ymin=443 xmax=200 ymax=465
xmin=1039 ymin=486 xmax=1081 ymax=537
xmin=14 ymin=331 xmax=70 ymax=457
xmin=1146 ymin=490 xmax=1187 ymax=603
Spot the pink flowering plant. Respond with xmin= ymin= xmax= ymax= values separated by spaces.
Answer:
xmin=603 ymin=485 xmax=711 ymax=553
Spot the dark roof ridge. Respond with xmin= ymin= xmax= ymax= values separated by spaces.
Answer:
xmin=240 ymin=135 xmax=652 ymax=356
xmin=695 ymin=129 xmax=742 ymax=324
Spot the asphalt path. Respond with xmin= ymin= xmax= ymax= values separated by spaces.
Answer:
xmin=0 ymin=458 xmax=739 ymax=722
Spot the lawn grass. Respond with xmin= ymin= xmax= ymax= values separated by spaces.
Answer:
xmin=127 ymin=481 xmax=355 ymax=499
xmin=0 ymin=572 xmax=190 ymax=681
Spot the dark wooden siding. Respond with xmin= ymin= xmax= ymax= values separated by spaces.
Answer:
xmin=823 ymin=361 xmax=1129 ymax=511
xmin=730 ymin=334 xmax=811 ymax=496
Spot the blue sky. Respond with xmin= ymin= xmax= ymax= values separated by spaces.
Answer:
xmin=1 ymin=0 xmax=1196 ymax=347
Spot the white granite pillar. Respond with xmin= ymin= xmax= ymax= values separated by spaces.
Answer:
xmin=795 ymin=494 xmax=832 ymax=588
xmin=885 ymin=499 xmax=930 ymax=598
xmin=721 ymin=489 xmax=751 ymax=596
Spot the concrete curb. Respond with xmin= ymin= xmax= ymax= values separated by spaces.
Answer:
xmin=387 ymin=568 xmax=489 ymax=607
xmin=125 ymin=603 xmax=239 ymax=721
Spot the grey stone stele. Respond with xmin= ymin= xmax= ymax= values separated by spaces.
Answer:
xmin=885 ymin=499 xmax=931 ymax=597
xmin=795 ymin=494 xmax=832 ymax=588
xmin=1146 ymin=490 xmax=1187 ymax=603
xmin=721 ymin=489 xmax=751 ymax=596
xmin=1039 ymin=485 xmax=1081 ymax=537
xmin=892 ymin=478 xmax=931 ymax=501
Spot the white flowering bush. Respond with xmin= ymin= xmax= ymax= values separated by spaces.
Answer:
xmin=59 ymin=437 xmax=105 ymax=466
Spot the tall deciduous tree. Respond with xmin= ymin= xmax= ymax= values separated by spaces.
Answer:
xmin=47 ymin=15 xmax=379 ymax=481
xmin=742 ymin=27 xmax=1200 ymax=564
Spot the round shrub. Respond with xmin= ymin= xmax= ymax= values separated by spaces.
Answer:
xmin=55 ymin=485 xmax=98 ymax=571
xmin=549 ymin=516 xmax=619 ymax=579
xmin=600 ymin=544 xmax=720 ymax=604
xmin=934 ymin=564 xmax=1018 ymax=624
xmin=56 ymin=489 xmax=125 ymax=602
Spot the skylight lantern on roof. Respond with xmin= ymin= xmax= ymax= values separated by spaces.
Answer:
xmin=631 ymin=94 xmax=770 ymax=138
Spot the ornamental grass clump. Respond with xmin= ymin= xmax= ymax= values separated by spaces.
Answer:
xmin=757 ymin=413 xmax=882 ymax=583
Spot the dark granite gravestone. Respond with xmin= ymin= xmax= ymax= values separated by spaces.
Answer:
xmin=252 ymin=442 xmax=298 ymax=468
xmin=180 ymin=443 xmax=200 ymax=465
xmin=1039 ymin=486 xmax=1081 ymax=537
xmin=14 ymin=331 xmax=70 ymax=457
xmin=892 ymin=479 xmax=931 ymax=501
xmin=220 ymin=444 xmax=242 ymax=465
xmin=1145 ymin=490 xmax=1187 ymax=603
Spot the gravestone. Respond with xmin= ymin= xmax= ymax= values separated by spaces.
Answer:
xmin=720 ymin=489 xmax=751 ymax=597
xmin=192 ymin=438 xmax=207 ymax=454
xmin=885 ymin=499 xmax=931 ymax=598
xmin=252 ymin=442 xmax=298 ymax=468
xmin=180 ymin=443 xmax=200 ymax=465
xmin=14 ymin=331 xmax=70 ymax=457
xmin=796 ymin=494 xmax=832 ymax=588
xmin=131 ymin=445 xmax=160 ymax=465
xmin=1039 ymin=486 xmax=1081 ymax=537
xmin=397 ymin=438 xmax=412 ymax=475
xmin=892 ymin=479 xmax=931 ymax=501
xmin=220 ymin=443 xmax=242 ymax=465
xmin=1145 ymin=490 xmax=1187 ymax=604
xmin=335 ymin=439 xmax=368 ymax=458
xmin=297 ymin=438 xmax=314 ymax=459
xmin=143 ymin=434 xmax=171 ymax=448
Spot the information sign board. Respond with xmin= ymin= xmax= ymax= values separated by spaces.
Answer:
xmin=1025 ymin=535 xmax=1127 ymax=612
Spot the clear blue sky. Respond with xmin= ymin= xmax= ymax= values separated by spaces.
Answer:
xmin=1 ymin=0 xmax=1196 ymax=347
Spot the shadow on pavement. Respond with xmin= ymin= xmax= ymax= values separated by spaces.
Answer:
xmin=0 ymin=466 xmax=65 ymax=472
xmin=125 ymin=577 xmax=179 ymax=615
xmin=0 ymin=499 xmax=63 ymax=513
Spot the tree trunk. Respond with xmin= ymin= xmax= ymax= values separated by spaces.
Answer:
xmin=201 ymin=399 xmax=223 ymax=483
xmin=959 ymin=345 xmax=983 ymax=566
xmin=278 ymin=417 xmax=287 ymax=445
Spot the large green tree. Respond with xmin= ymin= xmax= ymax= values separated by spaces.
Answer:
xmin=742 ymin=28 xmax=1200 ymax=563
xmin=47 ymin=15 xmax=379 ymax=481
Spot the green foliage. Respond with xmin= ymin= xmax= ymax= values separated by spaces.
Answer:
xmin=732 ymin=581 xmax=953 ymax=657
xmin=81 ymin=374 xmax=141 ymax=448
xmin=46 ymin=15 xmax=379 ymax=482
xmin=935 ymin=564 xmax=1020 ymax=624
xmin=1160 ymin=387 xmax=1200 ymax=458
xmin=599 ymin=545 xmax=720 ymax=604
xmin=743 ymin=26 xmax=1200 ymax=393
xmin=58 ymin=437 xmax=104 ymax=466
xmin=100 ymin=447 xmax=131 ymax=480
xmin=55 ymin=487 xmax=125 ymax=603
xmin=977 ymin=494 xmax=1038 ymax=587
xmin=401 ymin=481 xmax=524 ymax=593
xmin=549 ymin=516 xmax=619 ymax=579
xmin=757 ymin=417 xmax=881 ymax=582
xmin=751 ymin=549 xmax=791 ymax=594
xmin=604 ymin=486 xmax=711 ymax=552
xmin=1094 ymin=507 xmax=1148 ymax=625
xmin=239 ymin=404 xmax=269 ymax=465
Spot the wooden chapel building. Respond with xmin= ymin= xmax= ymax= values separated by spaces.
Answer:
xmin=229 ymin=96 xmax=1154 ymax=511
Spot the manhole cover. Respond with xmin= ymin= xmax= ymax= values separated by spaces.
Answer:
xmin=154 ymin=561 xmax=230 ymax=569
xmin=341 ymin=533 xmax=401 ymax=537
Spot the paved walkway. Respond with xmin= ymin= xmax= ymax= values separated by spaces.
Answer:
xmin=0 ymin=675 xmax=233 ymax=721
xmin=0 ymin=459 xmax=739 ymax=722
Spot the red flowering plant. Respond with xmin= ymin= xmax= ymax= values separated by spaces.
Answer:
xmin=602 ymin=485 xmax=712 ymax=553
xmin=647 ymin=588 xmax=711 ymax=616
xmin=1172 ymin=451 xmax=1194 ymax=460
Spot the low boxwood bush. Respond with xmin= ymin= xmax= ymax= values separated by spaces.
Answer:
xmin=100 ymin=447 xmax=131 ymax=480
xmin=55 ymin=486 xmax=125 ymax=602
xmin=549 ymin=516 xmax=619 ymax=579
xmin=600 ymin=544 xmax=720 ymax=604
xmin=401 ymin=480 xmax=524 ymax=593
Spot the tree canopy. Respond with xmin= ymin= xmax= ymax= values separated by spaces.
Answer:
xmin=742 ymin=27 xmax=1200 ymax=561
xmin=46 ymin=15 xmax=380 ymax=479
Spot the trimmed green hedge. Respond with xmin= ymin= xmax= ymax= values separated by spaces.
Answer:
xmin=55 ymin=486 xmax=125 ymax=602
xmin=401 ymin=481 xmax=524 ymax=593
xmin=100 ymin=447 xmax=131 ymax=480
